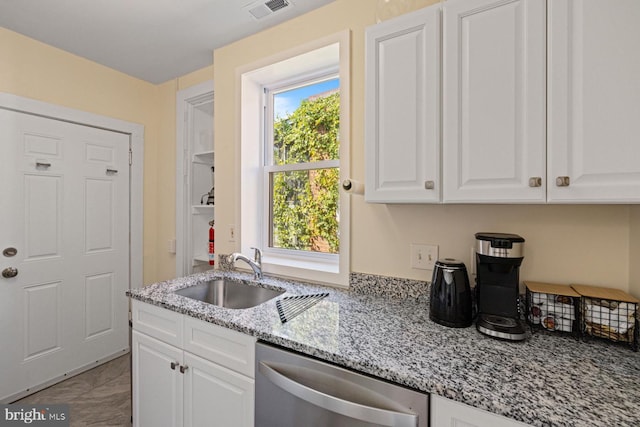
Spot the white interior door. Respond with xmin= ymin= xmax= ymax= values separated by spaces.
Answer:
xmin=0 ymin=109 xmax=130 ymax=402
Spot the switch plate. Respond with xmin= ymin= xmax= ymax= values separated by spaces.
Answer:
xmin=410 ymin=244 xmax=438 ymax=270
xmin=228 ymin=224 xmax=236 ymax=242
xmin=168 ymin=239 xmax=176 ymax=254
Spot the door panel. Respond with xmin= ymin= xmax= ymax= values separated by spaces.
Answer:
xmin=85 ymin=178 xmax=114 ymax=252
xmin=85 ymin=273 xmax=114 ymax=339
xmin=24 ymin=281 xmax=61 ymax=360
xmin=0 ymin=109 xmax=130 ymax=402
xmin=547 ymin=0 xmax=640 ymax=202
xmin=24 ymin=174 xmax=62 ymax=259
xmin=365 ymin=5 xmax=441 ymax=203
xmin=443 ymin=0 xmax=546 ymax=202
xmin=23 ymin=132 xmax=62 ymax=157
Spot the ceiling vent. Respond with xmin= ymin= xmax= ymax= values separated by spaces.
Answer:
xmin=248 ymin=0 xmax=291 ymax=20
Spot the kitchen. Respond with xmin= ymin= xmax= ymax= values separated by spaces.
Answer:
xmin=1 ymin=0 xmax=640 ymax=426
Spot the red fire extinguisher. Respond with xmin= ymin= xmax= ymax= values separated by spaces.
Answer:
xmin=208 ymin=221 xmax=215 ymax=266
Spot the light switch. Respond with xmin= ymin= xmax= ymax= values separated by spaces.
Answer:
xmin=410 ymin=244 xmax=438 ymax=270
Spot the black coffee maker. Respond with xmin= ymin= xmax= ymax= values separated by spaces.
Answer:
xmin=475 ymin=232 xmax=526 ymax=341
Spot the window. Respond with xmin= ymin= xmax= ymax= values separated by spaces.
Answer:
xmin=265 ymin=76 xmax=340 ymax=255
xmin=240 ymin=33 xmax=350 ymax=287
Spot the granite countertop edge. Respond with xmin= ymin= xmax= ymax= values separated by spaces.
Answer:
xmin=127 ymin=269 xmax=640 ymax=427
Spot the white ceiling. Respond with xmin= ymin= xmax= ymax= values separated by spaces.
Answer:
xmin=0 ymin=0 xmax=335 ymax=84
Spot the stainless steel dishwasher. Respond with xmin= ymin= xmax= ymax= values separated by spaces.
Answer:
xmin=255 ymin=342 xmax=429 ymax=427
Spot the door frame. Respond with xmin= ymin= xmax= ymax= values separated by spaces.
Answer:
xmin=175 ymin=80 xmax=214 ymax=277
xmin=0 ymin=92 xmax=144 ymax=290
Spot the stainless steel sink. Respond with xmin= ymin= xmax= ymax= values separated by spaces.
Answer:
xmin=174 ymin=279 xmax=284 ymax=309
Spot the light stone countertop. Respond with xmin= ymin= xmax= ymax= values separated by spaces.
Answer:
xmin=127 ymin=269 xmax=640 ymax=427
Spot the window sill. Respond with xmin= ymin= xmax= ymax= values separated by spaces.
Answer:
xmin=261 ymin=253 xmax=347 ymax=288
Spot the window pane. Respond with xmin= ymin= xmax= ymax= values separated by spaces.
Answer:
xmin=272 ymin=78 xmax=340 ymax=166
xmin=270 ymin=168 xmax=339 ymax=254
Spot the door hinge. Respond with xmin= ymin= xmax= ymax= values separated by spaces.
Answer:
xmin=129 ymin=148 xmax=133 ymax=165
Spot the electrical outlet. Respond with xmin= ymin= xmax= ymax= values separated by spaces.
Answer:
xmin=228 ymin=224 xmax=236 ymax=242
xmin=410 ymin=244 xmax=438 ymax=270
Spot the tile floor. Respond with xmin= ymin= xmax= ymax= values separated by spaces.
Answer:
xmin=15 ymin=354 xmax=131 ymax=426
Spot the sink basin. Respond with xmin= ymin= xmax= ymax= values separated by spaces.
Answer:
xmin=174 ymin=279 xmax=284 ymax=309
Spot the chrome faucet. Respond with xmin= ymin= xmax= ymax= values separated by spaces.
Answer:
xmin=228 ymin=247 xmax=262 ymax=280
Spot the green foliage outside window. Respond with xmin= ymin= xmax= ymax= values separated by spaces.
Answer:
xmin=271 ymin=92 xmax=340 ymax=254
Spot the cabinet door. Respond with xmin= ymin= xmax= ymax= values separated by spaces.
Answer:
xmin=547 ymin=0 xmax=640 ymax=202
xmin=431 ymin=395 xmax=534 ymax=427
xmin=365 ymin=5 xmax=441 ymax=203
xmin=442 ymin=0 xmax=546 ymax=203
xmin=132 ymin=331 xmax=184 ymax=427
xmin=183 ymin=352 xmax=254 ymax=427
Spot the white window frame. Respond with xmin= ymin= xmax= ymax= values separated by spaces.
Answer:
xmin=263 ymin=72 xmax=340 ymax=262
xmin=238 ymin=31 xmax=350 ymax=287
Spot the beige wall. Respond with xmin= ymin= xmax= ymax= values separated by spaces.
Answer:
xmin=2 ymin=0 xmax=635 ymax=292
xmin=214 ymin=0 xmax=635 ymax=292
xmin=0 ymin=27 xmax=212 ymax=285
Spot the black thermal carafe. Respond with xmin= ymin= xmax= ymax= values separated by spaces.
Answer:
xmin=429 ymin=258 xmax=472 ymax=328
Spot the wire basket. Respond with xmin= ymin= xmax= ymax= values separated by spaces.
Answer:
xmin=572 ymin=284 xmax=639 ymax=352
xmin=525 ymin=282 xmax=580 ymax=337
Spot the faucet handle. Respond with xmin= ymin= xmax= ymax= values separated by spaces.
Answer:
xmin=250 ymin=247 xmax=262 ymax=265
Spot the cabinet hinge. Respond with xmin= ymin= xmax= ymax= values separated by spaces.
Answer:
xmin=129 ymin=148 xmax=133 ymax=165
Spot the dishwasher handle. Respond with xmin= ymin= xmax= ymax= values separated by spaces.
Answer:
xmin=259 ymin=361 xmax=418 ymax=427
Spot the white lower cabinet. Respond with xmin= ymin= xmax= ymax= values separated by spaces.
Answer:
xmin=132 ymin=331 xmax=184 ymax=427
xmin=431 ymin=395 xmax=534 ymax=427
xmin=131 ymin=300 xmax=255 ymax=427
xmin=183 ymin=352 xmax=254 ymax=427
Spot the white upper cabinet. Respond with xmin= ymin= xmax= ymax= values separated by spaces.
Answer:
xmin=442 ymin=0 xmax=546 ymax=203
xmin=547 ymin=0 xmax=640 ymax=203
xmin=365 ymin=5 xmax=441 ymax=203
xmin=365 ymin=0 xmax=640 ymax=204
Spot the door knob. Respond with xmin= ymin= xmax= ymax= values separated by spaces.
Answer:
xmin=2 ymin=267 xmax=18 ymax=278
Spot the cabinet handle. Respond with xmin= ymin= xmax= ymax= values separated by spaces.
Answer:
xmin=556 ymin=176 xmax=570 ymax=187
xmin=106 ymin=168 xmax=118 ymax=174
xmin=424 ymin=180 xmax=435 ymax=190
xmin=179 ymin=365 xmax=189 ymax=374
xmin=36 ymin=161 xmax=51 ymax=168
xmin=170 ymin=362 xmax=178 ymax=370
xmin=528 ymin=177 xmax=542 ymax=188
